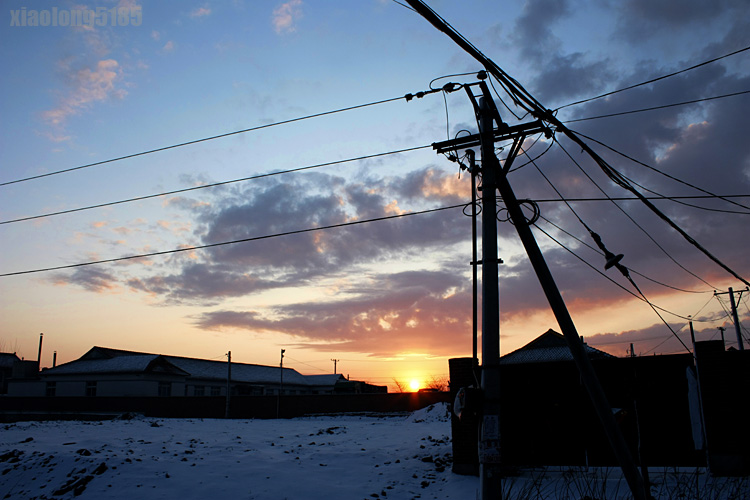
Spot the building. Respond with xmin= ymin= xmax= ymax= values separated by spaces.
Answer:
xmin=499 ymin=328 xmax=614 ymax=365
xmin=7 ymin=346 xmax=383 ymax=397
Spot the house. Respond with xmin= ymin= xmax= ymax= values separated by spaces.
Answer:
xmin=7 ymin=346 xmax=380 ymax=397
xmin=499 ymin=328 xmax=614 ymax=365
xmin=1 ymin=352 xmax=22 ymax=394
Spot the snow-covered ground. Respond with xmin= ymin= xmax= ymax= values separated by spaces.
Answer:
xmin=2 ymin=404 xmax=748 ymax=499
xmin=1 ymin=404 xmax=476 ymax=500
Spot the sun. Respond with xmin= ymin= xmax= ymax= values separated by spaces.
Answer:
xmin=409 ymin=379 xmax=421 ymax=392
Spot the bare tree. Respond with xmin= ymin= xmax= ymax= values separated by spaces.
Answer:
xmin=391 ymin=378 xmax=406 ymax=393
xmin=425 ymin=375 xmax=449 ymax=392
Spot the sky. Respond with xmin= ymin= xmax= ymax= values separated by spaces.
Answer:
xmin=1 ymin=0 xmax=749 ymax=391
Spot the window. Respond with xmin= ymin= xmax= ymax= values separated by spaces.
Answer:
xmin=158 ymin=382 xmax=171 ymax=397
xmin=85 ymin=381 xmax=97 ymax=397
xmin=210 ymin=386 xmax=221 ymax=396
xmin=45 ymin=382 xmax=56 ymax=397
xmin=194 ymin=385 xmax=205 ymax=396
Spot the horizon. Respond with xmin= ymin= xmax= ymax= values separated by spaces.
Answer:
xmin=1 ymin=0 xmax=748 ymax=394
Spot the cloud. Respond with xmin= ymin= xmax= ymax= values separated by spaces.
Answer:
xmin=193 ymin=269 xmax=474 ymax=356
xmin=43 ymin=59 xmax=127 ymax=127
xmin=272 ymin=0 xmax=302 ymax=34
xmin=190 ymin=6 xmax=212 ymax=18
xmin=163 ymin=40 xmax=176 ymax=52
xmin=51 ymin=267 xmax=119 ymax=293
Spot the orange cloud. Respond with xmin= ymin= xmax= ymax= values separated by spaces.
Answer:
xmin=43 ymin=59 xmax=126 ymax=128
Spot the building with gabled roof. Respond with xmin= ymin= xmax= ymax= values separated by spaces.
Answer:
xmin=7 ymin=346 xmax=381 ymax=398
xmin=500 ymin=329 xmax=614 ymax=365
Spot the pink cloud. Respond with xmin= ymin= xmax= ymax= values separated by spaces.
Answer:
xmin=272 ymin=0 xmax=302 ymax=34
xmin=43 ymin=59 xmax=126 ymax=127
xmin=190 ymin=6 xmax=212 ymax=18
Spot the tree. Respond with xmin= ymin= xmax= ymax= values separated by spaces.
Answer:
xmin=391 ymin=378 xmax=406 ymax=393
xmin=425 ymin=375 xmax=449 ymax=392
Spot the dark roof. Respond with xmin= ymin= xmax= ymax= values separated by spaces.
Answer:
xmin=44 ymin=346 xmax=332 ymax=387
xmin=0 ymin=352 xmax=21 ymax=369
xmin=41 ymin=353 xmax=189 ymax=377
xmin=500 ymin=329 xmax=614 ymax=365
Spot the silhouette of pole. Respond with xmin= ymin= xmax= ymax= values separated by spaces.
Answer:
xmin=728 ymin=287 xmax=744 ymax=350
xmin=277 ymin=349 xmax=285 ymax=418
xmin=477 ymin=96 xmax=502 ymax=498
xmin=225 ymin=351 xmax=231 ymax=419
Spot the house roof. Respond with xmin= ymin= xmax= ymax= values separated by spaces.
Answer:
xmin=43 ymin=346 xmax=331 ymax=387
xmin=0 ymin=352 xmax=21 ymax=369
xmin=305 ymin=374 xmax=346 ymax=387
xmin=500 ymin=329 xmax=614 ymax=365
xmin=41 ymin=353 xmax=189 ymax=377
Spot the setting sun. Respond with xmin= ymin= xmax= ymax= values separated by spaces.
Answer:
xmin=409 ymin=379 xmax=421 ymax=392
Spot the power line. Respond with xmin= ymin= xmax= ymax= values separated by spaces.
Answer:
xmin=556 ymin=45 xmax=750 ymax=111
xmin=0 ymin=95 xmax=410 ymax=187
xmin=0 ymin=203 xmax=464 ymax=277
xmin=571 ymin=129 xmax=750 ymax=212
xmin=564 ymin=90 xmax=750 ymax=123
xmin=552 ymin=137 xmax=718 ymax=289
xmin=0 ymin=145 xmax=430 ymax=225
xmin=532 ymin=220 xmax=699 ymax=322
xmin=536 ymin=213 xmax=711 ymax=295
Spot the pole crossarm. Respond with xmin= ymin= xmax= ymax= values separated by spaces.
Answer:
xmin=432 ymin=119 xmax=549 ymax=154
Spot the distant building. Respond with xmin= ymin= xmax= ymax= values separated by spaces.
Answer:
xmin=500 ymin=328 xmax=614 ymax=365
xmin=7 ymin=346 xmax=385 ymax=397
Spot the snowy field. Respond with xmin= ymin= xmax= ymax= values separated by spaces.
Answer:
xmin=2 ymin=404 xmax=748 ymax=500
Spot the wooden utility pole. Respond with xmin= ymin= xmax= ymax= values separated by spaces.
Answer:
xmin=277 ymin=349 xmax=285 ymax=418
xmin=715 ymin=287 xmax=747 ymax=350
xmin=225 ymin=351 xmax=232 ymax=419
xmin=432 ymin=80 xmax=646 ymax=500
xmin=331 ymin=359 xmax=339 ymax=374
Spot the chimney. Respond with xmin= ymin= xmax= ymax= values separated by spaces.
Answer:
xmin=37 ymin=333 xmax=44 ymax=371
xmin=53 ymin=351 xmax=57 ymax=367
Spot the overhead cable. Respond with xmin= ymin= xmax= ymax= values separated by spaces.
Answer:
xmin=0 ymin=95 xmax=411 ymax=187
xmin=401 ymin=0 xmax=750 ymax=287
xmin=571 ymin=129 xmax=750 ymax=212
xmin=0 ymin=145 xmax=430 ymax=225
xmin=557 ymin=45 xmax=750 ymax=111
xmin=565 ymin=90 xmax=750 ymax=123
xmin=0 ymin=204 xmax=463 ymax=277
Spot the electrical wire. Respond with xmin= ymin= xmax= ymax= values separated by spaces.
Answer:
xmin=564 ymin=90 xmax=750 ymax=123
xmin=536 ymin=213 xmax=711 ymax=295
xmin=556 ymin=45 xmax=750 ymax=111
xmin=532 ymin=220 xmax=699 ymax=322
xmin=0 ymin=145 xmax=431 ymax=226
xmin=617 ymin=171 xmax=750 ymax=215
xmin=428 ymin=71 xmax=481 ymax=90
xmin=0 ymin=203 xmax=464 ymax=277
xmin=571 ymin=129 xmax=750 ymax=212
xmin=0 ymin=95 xmax=411 ymax=187
xmin=402 ymin=0 xmax=750 ymax=288
xmin=554 ymin=137 xmax=718 ymax=289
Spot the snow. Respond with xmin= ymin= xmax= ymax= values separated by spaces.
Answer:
xmin=1 ymin=404 xmax=475 ymax=500
xmin=2 ymin=403 xmax=748 ymax=499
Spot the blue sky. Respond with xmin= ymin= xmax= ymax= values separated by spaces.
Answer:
xmin=1 ymin=0 xmax=749 ymax=389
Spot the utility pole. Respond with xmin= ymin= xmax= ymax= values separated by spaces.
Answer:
xmin=225 ymin=351 xmax=232 ymax=419
xmin=432 ymin=79 xmax=647 ymax=500
xmin=331 ymin=359 xmax=339 ymax=374
xmin=718 ymin=326 xmax=726 ymax=347
xmin=277 ymin=349 xmax=285 ymax=418
xmin=715 ymin=287 xmax=747 ymax=350
xmin=477 ymin=95 xmax=502 ymax=498
xmin=37 ymin=333 xmax=43 ymax=371
xmin=468 ymin=149 xmax=479 ymax=362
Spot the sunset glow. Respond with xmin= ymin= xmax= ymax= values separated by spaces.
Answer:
xmin=1 ymin=1 xmax=747 ymax=388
